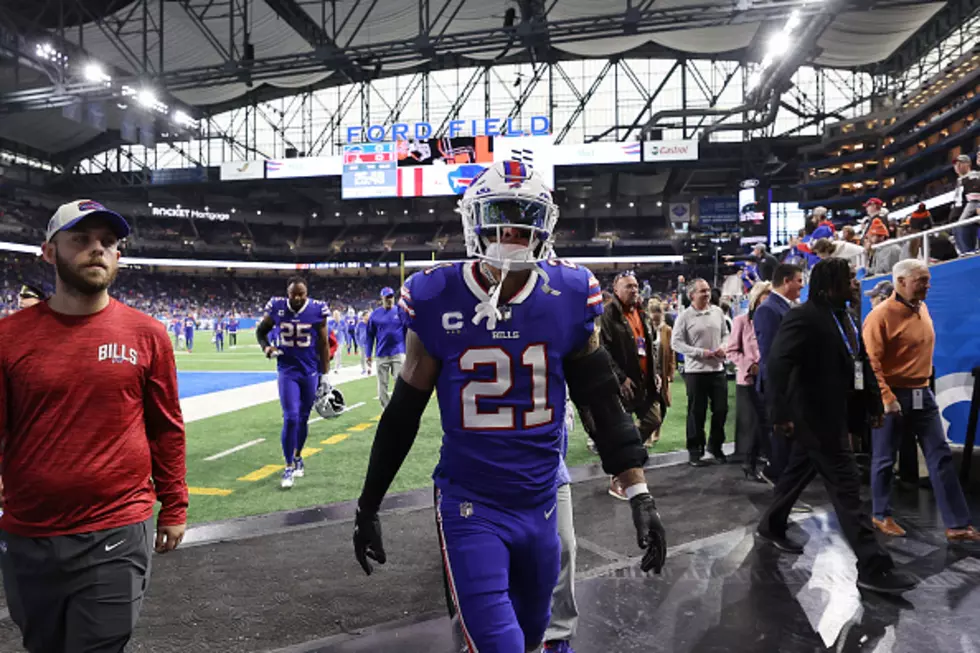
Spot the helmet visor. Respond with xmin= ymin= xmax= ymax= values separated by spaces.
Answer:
xmin=475 ymin=198 xmax=549 ymax=230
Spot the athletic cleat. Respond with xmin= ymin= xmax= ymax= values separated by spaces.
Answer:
xmin=294 ymin=458 xmax=305 ymax=478
xmin=281 ymin=468 xmax=295 ymax=489
xmin=543 ymin=641 xmax=575 ymax=653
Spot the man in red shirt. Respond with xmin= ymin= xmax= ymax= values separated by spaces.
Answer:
xmin=0 ymin=199 xmax=188 ymax=653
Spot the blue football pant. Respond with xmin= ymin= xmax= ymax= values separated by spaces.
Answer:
xmin=215 ymin=334 xmax=223 ymax=352
xmin=436 ymin=487 xmax=560 ymax=652
xmin=184 ymin=330 xmax=194 ymax=351
xmin=278 ymin=372 xmax=317 ymax=465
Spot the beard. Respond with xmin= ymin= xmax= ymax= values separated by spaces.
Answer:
xmin=55 ymin=250 xmax=117 ymax=296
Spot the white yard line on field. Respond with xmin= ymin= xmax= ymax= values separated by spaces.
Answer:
xmin=204 ymin=438 xmax=266 ymax=461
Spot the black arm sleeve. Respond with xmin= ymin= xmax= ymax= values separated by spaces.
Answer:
xmin=357 ymin=377 xmax=433 ymax=514
xmin=565 ymin=347 xmax=648 ymax=477
xmin=256 ymin=321 xmax=273 ymax=350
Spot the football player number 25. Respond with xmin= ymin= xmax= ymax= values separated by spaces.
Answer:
xmin=279 ymin=322 xmax=312 ymax=347
xmin=460 ymin=345 xmax=552 ymax=429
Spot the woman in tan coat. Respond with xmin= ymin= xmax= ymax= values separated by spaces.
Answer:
xmin=646 ymin=298 xmax=675 ymax=444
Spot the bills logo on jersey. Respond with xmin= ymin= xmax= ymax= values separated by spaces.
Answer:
xmin=98 ymin=343 xmax=138 ymax=365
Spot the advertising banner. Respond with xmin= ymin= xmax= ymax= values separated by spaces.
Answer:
xmin=220 ymin=160 xmax=265 ymax=181
xmin=642 ymin=140 xmax=699 ymax=162
xmin=266 ymin=156 xmax=343 ymax=179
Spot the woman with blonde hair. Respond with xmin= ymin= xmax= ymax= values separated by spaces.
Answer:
xmin=645 ymin=297 xmax=675 ymax=445
xmin=726 ymin=281 xmax=772 ymax=483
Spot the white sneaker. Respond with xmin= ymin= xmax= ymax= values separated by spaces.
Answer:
xmin=294 ymin=458 xmax=305 ymax=478
xmin=281 ymin=468 xmax=295 ymax=489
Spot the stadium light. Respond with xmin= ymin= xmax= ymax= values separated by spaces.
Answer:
xmin=357 ymin=211 xmax=363 ymax=216
xmin=204 ymin=206 xmax=209 ymax=211
xmin=137 ymin=89 xmax=156 ymax=108
xmin=147 ymin=202 xmax=153 ymax=207
xmin=83 ymin=62 xmax=111 ymax=84
xmin=312 ymin=212 xmax=317 ymax=218
xmin=231 ymin=208 xmax=236 ymax=213
xmin=767 ymin=33 xmax=789 ymax=57
xmin=785 ymin=10 xmax=801 ymax=32
xmin=579 ymin=203 xmax=585 ymax=209
xmin=172 ymin=110 xmax=197 ymax=128
xmin=176 ymin=204 xmax=182 ymax=209
xmin=747 ymin=71 xmax=763 ymax=90
xmin=629 ymin=202 xmax=635 ymax=208
xmin=605 ymin=202 xmax=611 ymax=208
xmin=403 ymin=209 xmax=408 ymax=215
xmin=35 ymin=43 xmax=68 ymax=63
xmin=335 ymin=212 xmax=340 ymax=217
xmin=657 ymin=201 xmax=663 ymax=207
xmin=428 ymin=209 xmax=434 ymax=214
xmin=256 ymin=210 xmax=262 ymax=216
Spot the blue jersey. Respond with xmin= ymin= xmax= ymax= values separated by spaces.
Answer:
xmin=263 ymin=297 xmax=329 ymax=377
xmin=367 ymin=306 xmax=407 ymax=357
xmin=327 ymin=318 xmax=345 ymax=344
xmin=183 ymin=316 xmax=196 ymax=332
xmin=401 ymin=260 xmax=603 ymax=506
xmin=215 ymin=320 xmax=225 ymax=334
xmin=355 ymin=321 xmax=369 ymax=347
xmin=228 ymin=318 xmax=239 ymax=333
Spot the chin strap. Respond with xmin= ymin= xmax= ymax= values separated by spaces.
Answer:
xmin=473 ymin=259 xmax=511 ymax=330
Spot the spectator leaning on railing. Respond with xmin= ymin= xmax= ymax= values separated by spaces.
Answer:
xmin=950 ymin=153 xmax=980 ymax=253
xmin=864 ymin=219 xmax=901 ymax=276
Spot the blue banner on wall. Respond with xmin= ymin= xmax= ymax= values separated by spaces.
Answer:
xmin=860 ymin=256 xmax=980 ymax=444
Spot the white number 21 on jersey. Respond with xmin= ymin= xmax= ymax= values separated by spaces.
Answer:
xmin=460 ymin=345 xmax=553 ymax=430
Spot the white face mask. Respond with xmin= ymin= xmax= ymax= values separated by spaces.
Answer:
xmin=483 ymin=241 xmax=538 ymax=270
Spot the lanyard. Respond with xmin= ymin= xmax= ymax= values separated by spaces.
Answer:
xmin=831 ymin=312 xmax=858 ymax=358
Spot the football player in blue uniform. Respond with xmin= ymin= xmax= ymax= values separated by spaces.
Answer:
xmin=227 ymin=314 xmax=239 ymax=348
xmin=256 ymin=277 xmax=341 ymax=488
xmin=353 ymin=161 xmax=667 ymax=652
xmin=183 ymin=314 xmax=197 ymax=352
xmin=346 ymin=308 xmax=358 ymax=355
xmin=214 ymin=316 xmax=225 ymax=352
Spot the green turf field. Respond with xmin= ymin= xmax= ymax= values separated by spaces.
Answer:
xmin=178 ymin=331 xmax=736 ymax=523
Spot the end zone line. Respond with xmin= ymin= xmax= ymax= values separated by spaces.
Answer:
xmin=205 ymin=438 xmax=266 ymax=461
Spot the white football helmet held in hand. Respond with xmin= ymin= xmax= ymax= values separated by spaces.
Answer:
xmin=315 ymin=382 xmax=346 ymax=419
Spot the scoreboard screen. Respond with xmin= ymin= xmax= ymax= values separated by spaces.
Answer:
xmin=342 ymin=143 xmax=398 ymax=199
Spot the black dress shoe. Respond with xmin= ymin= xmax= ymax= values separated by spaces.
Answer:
xmin=755 ymin=529 xmax=804 ymax=554
xmin=857 ymin=568 xmax=917 ymax=595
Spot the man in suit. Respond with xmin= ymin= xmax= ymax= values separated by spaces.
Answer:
xmin=755 ymin=258 xmax=916 ymax=595
xmin=753 ymin=264 xmax=803 ymax=483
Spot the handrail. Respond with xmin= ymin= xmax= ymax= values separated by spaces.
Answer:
xmin=869 ymin=213 xmax=980 ymax=265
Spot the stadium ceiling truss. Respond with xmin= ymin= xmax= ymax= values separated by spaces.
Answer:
xmin=0 ymin=0 xmax=975 ymax=183
xmin=74 ymin=58 xmax=879 ymax=180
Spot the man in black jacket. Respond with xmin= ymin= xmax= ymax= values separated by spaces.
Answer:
xmin=598 ymin=274 xmax=663 ymax=495
xmin=756 ymin=258 xmax=916 ymax=595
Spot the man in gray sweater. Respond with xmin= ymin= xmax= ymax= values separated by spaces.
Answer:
xmin=671 ymin=278 xmax=729 ymax=466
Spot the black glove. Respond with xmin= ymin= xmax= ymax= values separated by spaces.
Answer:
xmin=630 ymin=493 xmax=667 ymax=574
xmin=353 ymin=507 xmax=386 ymax=575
